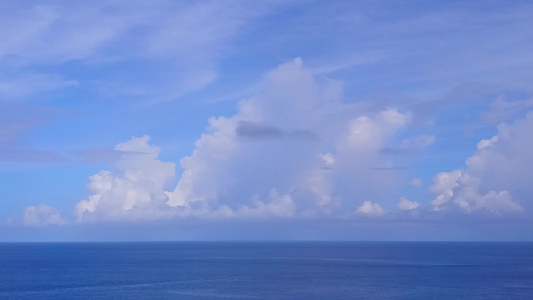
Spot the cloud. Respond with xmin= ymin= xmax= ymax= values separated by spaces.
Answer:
xmin=355 ymin=201 xmax=385 ymax=217
xmin=235 ymin=121 xmax=317 ymax=140
xmin=73 ymin=146 xmax=122 ymax=164
xmin=0 ymin=73 xmax=77 ymax=99
xmin=233 ymin=189 xmax=297 ymax=219
xmin=398 ymin=197 xmax=420 ymax=211
xmin=0 ymin=2 xmax=127 ymax=62
xmin=166 ymin=58 xmax=418 ymax=219
xmin=0 ymin=102 xmax=64 ymax=142
xmin=0 ymin=102 xmax=68 ymax=162
xmin=235 ymin=121 xmax=284 ymax=139
xmin=428 ymin=113 xmax=533 ymax=215
xmin=46 ymin=58 xmax=433 ymax=223
xmin=339 ymin=109 xmax=410 ymax=152
xmin=166 ymin=58 xmax=341 ymax=213
xmin=0 ymin=1 xmax=298 ymax=103
xmin=0 ymin=149 xmax=66 ymax=163
xmin=25 ymin=57 xmax=530 ymax=224
xmin=430 ymin=170 xmax=522 ymax=214
xmin=478 ymin=96 xmax=533 ymax=126
xmin=23 ymin=204 xmax=64 ymax=227
xmin=75 ymin=135 xmax=176 ymax=222
xmin=4 ymin=1 xmax=533 ymax=239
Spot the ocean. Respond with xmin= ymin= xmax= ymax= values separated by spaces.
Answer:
xmin=0 ymin=242 xmax=532 ymax=299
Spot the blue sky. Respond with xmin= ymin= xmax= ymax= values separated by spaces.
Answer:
xmin=1 ymin=0 xmax=533 ymax=241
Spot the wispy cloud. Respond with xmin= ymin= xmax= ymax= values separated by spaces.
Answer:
xmin=0 ymin=1 xmax=300 ymax=104
xmin=0 ymin=102 xmax=69 ymax=162
xmin=0 ymin=149 xmax=66 ymax=163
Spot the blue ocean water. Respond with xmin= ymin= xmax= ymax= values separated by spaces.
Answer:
xmin=0 ymin=242 xmax=532 ymax=299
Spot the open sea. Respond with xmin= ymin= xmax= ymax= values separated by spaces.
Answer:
xmin=0 ymin=242 xmax=532 ymax=299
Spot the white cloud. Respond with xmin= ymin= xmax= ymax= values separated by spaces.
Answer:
xmin=430 ymin=170 xmax=522 ymax=214
xmin=166 ymin=58 xmax=415 ymax=218
xmin=30 ymin=57 xmax=531 ymax=224
xmin=340 ymin=109 xmax=410 ymax=152
xmin=476 ymin=135 xmax=498 ymax=151
xmin=23 ymin=204 xmax=64 ymax=227
xmin=33 ymin=58 xmax=433 ymax=223
xmin=355 ymin=201 xmax=385 ymax=217
xmin=306 ymin=153 xmax=337 ymax=212
xmin=167 ymin=58 xmax=342 ymax=213
xmin=466 ymin=115 xmax=533 ymax=192
xmin=75 ymin=135 xmax=176 ymax=222
xmin=428 ymin=114 xmax=533 ymax=214
xmin=235 ymin=189 xmax=296 ymax=219
xmin=333 ymin=108 xmax=412 ymax=200
xmin=398 ymin=197 xmax=420 ymax=211
xmin=49 ymin=58 xmax=482 ymax=224
xmin=430 ymin=170 xmax=464 ymax=208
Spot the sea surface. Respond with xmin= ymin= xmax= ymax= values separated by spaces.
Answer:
xmin=0 ymin=242 xmax=532 ymax=299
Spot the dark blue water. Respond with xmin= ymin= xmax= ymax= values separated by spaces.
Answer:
xmin=1 ymin=242 xmax=532 ymax=299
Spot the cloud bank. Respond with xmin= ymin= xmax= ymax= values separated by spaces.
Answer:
xmin=65 ymin=58 xmax=416 ymax=222
xmin=20 ymin=59 xmax=533 ymax=225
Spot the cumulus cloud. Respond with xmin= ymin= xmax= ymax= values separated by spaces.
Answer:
xmin=73 ymin=134 xmax=304 ymax=222
xmin=23 ymin=204 xmax=64 ymax=227
xmin=428 ymin=113 xmax=533 ymax=215
xmin=356 ymin=201 xmax=385 ymax=217
xmin=75 ymin=135 xmax=176 ymax=222
xmin=465 ymin=114 xmax=533 ymax=193
xmin=233 ymin=189 xmax=296 ymax=219
xmin=25 ymin=58 xmax=531 ymax=224
xmin=430 ymin=170 xmax=522 ymax=214
xmin=55 ymin=59 xmax=435 ymax=223
xmin=166 ymin=58 xmax=343 ymax=214
xmin=166 ymin=58 xmax=417 ymax=218
xmin=339 ymin=109 xmax=410 ymax=152
xmin=398 ymin=197 xmax=420 ymax=211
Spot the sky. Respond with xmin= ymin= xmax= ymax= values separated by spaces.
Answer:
xmin=1 ymin=0 xmax=533 ymax=241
